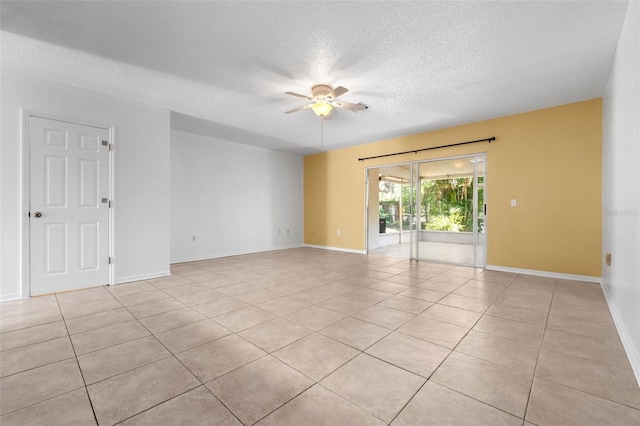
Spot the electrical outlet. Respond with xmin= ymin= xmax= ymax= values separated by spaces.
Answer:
xmin=510 ymin=199 xmax=517 ymax=207
xmin=337 ymin=230 xmax=341 ymax=236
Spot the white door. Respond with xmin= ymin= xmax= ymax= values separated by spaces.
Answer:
xmin=29 ymin=116 xmax=110 ymax=296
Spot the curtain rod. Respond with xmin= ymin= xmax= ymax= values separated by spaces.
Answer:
xmin=357 ymin=137 xmax=496 ymax=162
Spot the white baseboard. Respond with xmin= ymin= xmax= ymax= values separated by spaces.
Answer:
xmin=170 ymin=244 xmax=304 ymax=265
xmin=601 ymin=284 xmax=640 ymax=386
xmin=0 ymin=292 xmax=23 ymax=302
xmin=115 ymin=271 xmax=171 ymax=285
xmin=486 ymin=264 xmax=601 ymax=283
xmin=303 ymin=244 xmax=366 ymax=254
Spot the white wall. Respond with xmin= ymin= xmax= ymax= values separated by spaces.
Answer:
xmin=170 ymin=130 xmax=303 ymax=262
xmin=0 ymin=71 xmax=171 ymax=300
xmin=602 ymin=1 xmax=640 ymax=383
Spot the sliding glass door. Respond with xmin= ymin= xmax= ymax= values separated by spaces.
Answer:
xmin=412 ymin=154 xmax=486 ymax=267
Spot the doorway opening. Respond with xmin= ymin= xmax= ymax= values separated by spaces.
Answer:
xmin=366 ymin=153 xmax=486 ymax=268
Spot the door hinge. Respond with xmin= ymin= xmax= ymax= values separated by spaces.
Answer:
xmin=101 ymin=198 xmax=112 ymax=208
xmin=108 ymin=257 xmax=112 ymax=265
xmin=101 ymin=140 xmax=112 ymax=151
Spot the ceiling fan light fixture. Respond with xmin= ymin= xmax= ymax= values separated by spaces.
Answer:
xmin=311 ymin=101 xmax=333 ymax=117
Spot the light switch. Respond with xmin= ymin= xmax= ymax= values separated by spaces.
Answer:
xmin=510 ymin=199 xmax=517 ymax=207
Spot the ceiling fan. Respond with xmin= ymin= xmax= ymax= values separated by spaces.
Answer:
xmin=284 ymin=84 xmax=368 ymax=119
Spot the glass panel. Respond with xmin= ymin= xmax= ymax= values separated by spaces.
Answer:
xmin=417 ymin=156 xmax=479 ymax=266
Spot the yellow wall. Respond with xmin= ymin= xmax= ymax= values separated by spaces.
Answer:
xmin=304 ymin=99 xmax=602 ymax=277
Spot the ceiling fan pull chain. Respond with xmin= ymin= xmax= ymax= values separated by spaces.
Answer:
xmin=320 ymin=118 xmax=324 ymax=147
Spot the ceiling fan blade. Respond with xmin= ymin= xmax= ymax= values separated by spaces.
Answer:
xmin=284 ymin=104 xmax=312 ymax=114
xmin=284 ymin=91 xmax=312 ymax=100
xmin=333 ymin=101 xmax=368 ymax=112
xmin=327 ymin=86 xmax=348 ymax=99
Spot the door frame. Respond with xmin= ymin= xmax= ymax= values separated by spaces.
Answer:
xmin=21 ymin=110 xmax=115 ymax=298
xmin=364 ymin=153 xmax=487 ymax=268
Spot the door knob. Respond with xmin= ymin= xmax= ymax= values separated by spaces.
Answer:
xmin=33 ymin=212 xmax=42 ymax=218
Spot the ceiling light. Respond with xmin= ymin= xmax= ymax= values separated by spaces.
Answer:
xmin=311 ymin=101 xmax=333 ymax=117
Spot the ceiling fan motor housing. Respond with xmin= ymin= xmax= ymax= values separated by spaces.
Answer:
xmin=311 ymin=84 xmax=332 ymax=100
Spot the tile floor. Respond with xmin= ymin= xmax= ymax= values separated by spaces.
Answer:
xmin=1 ymin=247 xmax=639 ymax=425
xmin=370 ymin=241 xmax=483 ymax=266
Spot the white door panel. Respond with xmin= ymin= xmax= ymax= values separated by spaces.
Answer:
xmin=30 ymin=117 xmax=110 ymax=296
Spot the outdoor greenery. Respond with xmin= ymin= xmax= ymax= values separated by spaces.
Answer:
xmin=379 ymin=176 xmax=483 ymax=232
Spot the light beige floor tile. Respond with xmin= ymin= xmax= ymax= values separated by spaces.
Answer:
xmin=216 ymin=282 xmax=261 ymax=296
xmin=0 ymin=297 xmax=60 ymax=320
xmin=452 ymin=281 xmax=505 ymax=301
xmin=59 ymin=298 xmax=122 ymax=319
xmin=148 ymin=276 xmax=194 ymax=289
xmin=56 ymin=287 xmax=113 ymax=307
xmin=0 ymin=388 xmax=96 ymax=426
xmin=380 ymin=295 xmax=433 ymax=314
xmin=320 ymin=317 xmax=390 ymax=350
xmin=455 ymin=330 xmax=539 ymax=375
xmin=486 ymin=302 xmax=548 ymax=326
xmin=392 ymin=381 xmax=522 ymax=426
xmin=273 ymin=333 xmax=360 ymax=381
xmin=317 ymin=282 xmax=361 ymax=295
xmin=78 ymin=336 xmax=170 ymax=384
xmin=547 ymin=312 xmax=620 ymax=342
xmin=348 ymin=288 xmax=394 ymax=303
xmin=107 ymin=281 xmax=155 ymax=297
xmin=352 ymin=305 xmax=414 ymax=330
xmin=473 ymin=315 xmax=544 ymax=346
xmin=0 ymin=310 xmax=63 ymax=333
xmin=542 ymin=328 xmax=631 ymax=369
xmin=238 ymin=318 xmax=311 ymax=353
xmin=234 ymin=288 xmax=282 ymax=304
xmin=174 ymin=289 xmax=228 ymax=306
xmin=138 ymin=307 xmax=205 ymax=334
xmin=121 ymin=386 xmax=241 ymax=426
xmin=495 ymin=292 xmax=551 ymax=312
xmin=399 ymin=287 xmax=449 ymax=303
xmin=162 ymin=283 xmax=211 ymax=297
xmin=256 ymin=296 xmax=311 ymax=316
xmin=420 ymin=303 xmax=483 ymax=328
xmin=526 ymin=377 xmax=640 ymax=426
xmin=427 ymin=274 xmax=470 ymax=286
xmin=116 ymin=289 xmax=170 ymax=307
xmin=207 ymin=356 xmax=313 ymax=425
xmin=155 ymin=319 xmax=231 ymax=354
xmin=191 ymin=296 xmax=249 ymax=318
xmin=0 ymin=321 xmax=67 ymax=352
xmin=366 ymin=332 xmax=451 ymax=378
xmin=415 ymin=280 xmax=461 ymax=293
xmin=65 ymin=307 xmax=134 ymax=335
xmin=398 ymin=316 xmax=468 ymax=349
xmin=88 ymin=357 xmax=200 ymax=425
xmin=213 ymin=306 xmax=277 ymax=332
xmin=256 ymin=384 xmax=385 ymax=426
xmin=70 ymin=320 xmax=150 ymax=355
xmin=288 ymin=287 xmax=337 ymax=304
xmin=438 ymin=294 xmax=493 ymax=313
xmin=284 ymin=305 xmax=346 ymax=331
xmin=318 ymin=295 xmax=374 ymax=316
xmin=473 ymin=271 xmax=517 ymax=285
xmin=431 ymin=351 xmax=532 ymax=417
xmin=321 ymin=354 xmax=425 ymax=423
xmin=367 ymin=280 xmax=410 ymax=294
xmin=536 ymin=349 xmax=640 ymax=409
xmin=550 ymin=298 xmax=612 ymax=320
xmin=177 ymin=334 xmax=266 ymax=382
xmin=127 ymin=298 xmax=186 ymax=318
xmin=0 ymin=336 xmax=75 ymax=378
xmin=0 ymin=358 xmax=84 ymax=415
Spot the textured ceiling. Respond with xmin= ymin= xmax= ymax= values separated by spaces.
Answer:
xmin=0 ymin=1 xmax=629 ymax=155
